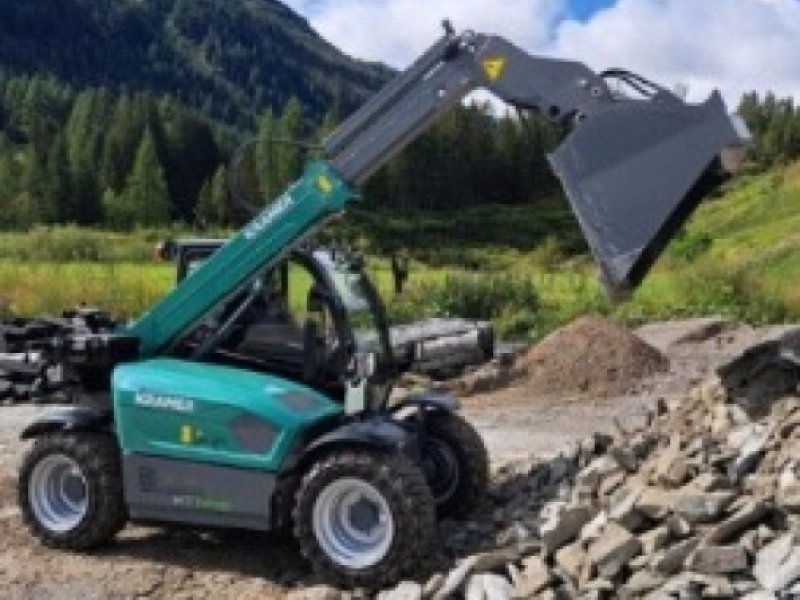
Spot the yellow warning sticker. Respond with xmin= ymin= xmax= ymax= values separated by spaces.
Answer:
xmin=180 ymin=425 xmax=194 ymax=444
xmin=316 ymin=174 xmax=333 ymax=195
xmin=482 ymin=57 xmax=507 ymax=82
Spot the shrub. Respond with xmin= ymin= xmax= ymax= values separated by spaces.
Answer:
xmin=676 ymin=266 xmax=790 ymax=324
xmin=668 ymin=230 xmax=713 ymax=263
xmin=387 ymin=272 xmax=540 ymax=330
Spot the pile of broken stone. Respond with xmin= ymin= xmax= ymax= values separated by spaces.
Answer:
xmin=379 ymin=374 xmax=800 ymax=599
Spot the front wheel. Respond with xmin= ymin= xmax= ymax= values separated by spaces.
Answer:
xmin=19 ymin=433 xmax=126 ymax=550
xmin=418 ymin=412 xmax=489 ymax=518
xmin=293 ymin=450 xmax=435 ymax=587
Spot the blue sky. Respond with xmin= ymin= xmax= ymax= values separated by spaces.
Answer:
xmin=283 ymin=0 xmax=800 ymax=103
xmin=567 ymin=0 xmax=616 ymax=21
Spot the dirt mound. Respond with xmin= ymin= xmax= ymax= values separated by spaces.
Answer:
xmin=520 ymin=315 xmax=669 ymax=397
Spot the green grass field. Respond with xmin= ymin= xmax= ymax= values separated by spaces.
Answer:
xmin=1 ymin=162 xmax=799 ymax=339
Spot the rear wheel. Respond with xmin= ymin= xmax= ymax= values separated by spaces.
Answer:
xmin=293 ymin=450 xmax=435 ymax=587
xmin=419 ymin=412 xmax=489 ymax=518
xmin=19 ymin=433 xmax=126 ymax=550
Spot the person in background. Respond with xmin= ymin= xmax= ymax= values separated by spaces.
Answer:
xmin=390 ymin=248 xmax=410 ymax=295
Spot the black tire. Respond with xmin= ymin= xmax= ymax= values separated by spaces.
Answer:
xmin=19 ymin=432 xmax=126 ymax=550
xmin=293 ymin=449 xmax=436 ymax=588
xmin=420 ymin=412 xmax=489 ymax=518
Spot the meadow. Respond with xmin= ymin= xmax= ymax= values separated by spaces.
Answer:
xmin=1 ymin=161 xmax=799 ymax=340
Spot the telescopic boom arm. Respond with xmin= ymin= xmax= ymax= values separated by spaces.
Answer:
xmin=127 ymin=26 xmax=749 ymax=357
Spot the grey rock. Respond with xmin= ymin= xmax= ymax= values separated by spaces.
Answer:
xmin=608 ymin=487 xmax=647 ymax=532
xmin=472 ymin=547 xmax=521 ymax=572
xmin=377 ymin=582 xmax=423 ymax=600
xmin=655 ymin=433 xmax=689 ymax=487
xmin=753 ymin=533 xmax=800 ymax=592
xmin=637 ymin=487 xmax=673 ymax=520
xmin=434 ymin=555 xmax=479 ymax=600
xmin=610 ymin=446 xmax=639 ymax=473
xmin=580 ymin=511 xmax=608 ymax=543
xmin=288 ymin=586 xmax=342 ymax=600
xmin=465 ymin=574 xmax=512 ymax=600
xmin=671 ymin=491 xmax=736 ymax=523
xmin=702 ymin=499 xmax=768 ymax=545
xmin=731 ymin=579 xmax=760 ymax=595
xmin=510 ymin=555 xmax=553 ymax=598
xmin=728 ymin=424 xmax=772 ymax=482
xmin=549 ymin=455 xmax=577 ymax=486
xmin=665 ymin=515 xmax=693 ymax=539
xmin=598 ymin=471 xmax=626 ymax=498
xmin=640 ymin=525 xmax=670 ymax=555
xmin=687 ymin=544 xmax=748 ymax=574
xmin=651 ymin=538 xmax=699 ymax=575
xmin=422 ymin=574 xmax=445 ymax=598
xmin=623 ymin=570 xmax=666 ymax=595
xmin=741 ymin=592 xmax=778 ymax=600
xmin=576 ymin=456 xmax=621 ymax=491
xmin=555 ymin=541 xmax=586 ymax=582
xmin=688 ymin=473 xmax=731 ymax=493
xmin=540 ymin=505 xmax=597 ymax=555
xmin=779 ymin=483 xmax=800 ymax=513
xmin=587 ymin=521 xmax=642 ymax=578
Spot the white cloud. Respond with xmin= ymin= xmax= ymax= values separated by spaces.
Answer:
xmin=285 ymin=0 xmax=800 ymax=106
xmin=549 ymin=0 xmax=800 ymax=105
xmin=283 ymin=0 xmax=565 ymax=67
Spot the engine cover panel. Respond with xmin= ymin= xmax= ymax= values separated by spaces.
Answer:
xmin=113 ymin=358 xmax=341 ymax=471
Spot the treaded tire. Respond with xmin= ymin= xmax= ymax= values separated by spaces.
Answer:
xmin=423 ymin=412 xmax=489 ymax=518
xmin=293 ymin=449 xmax=436 ymax=588
xmin=19 ymin=432 xmax=126 ymax=550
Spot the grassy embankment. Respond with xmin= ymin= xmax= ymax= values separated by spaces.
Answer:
xmin=0 ymin=162 xmax=799 ymax=339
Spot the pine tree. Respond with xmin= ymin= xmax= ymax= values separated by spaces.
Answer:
xmin=45 ymin=134 xmax=73 ymax=222
xmin=121 ymin=127 xmax=170 ymax=227
xmin=101 ymin=187 xmax=130 ymax=228
xmin=24 ymin=143 xmax=56 ymax=224
xmin=255 ymin=109 xmax=278 ymax=200
xmin=194 ymin=165 xmax=229 ymax=226
xmin=276 ymin=97 xmax=305 ymax=189
xmin=64 ymin=89 xmax=103 ymax=223
xmin=210 ymin=165 xmax=229 ymax=225
xmin=194 ymin=177 xmax=213 ymax=228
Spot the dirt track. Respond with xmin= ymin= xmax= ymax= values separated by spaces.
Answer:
xmin=0 ymin=318 xmax=795 ymax=599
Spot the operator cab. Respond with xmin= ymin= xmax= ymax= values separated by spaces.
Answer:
xmin=163 ymin=241 xmax=395 ymax=403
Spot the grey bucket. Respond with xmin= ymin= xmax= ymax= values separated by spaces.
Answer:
xmin=550 ymin=90 xmax=750 ymax=297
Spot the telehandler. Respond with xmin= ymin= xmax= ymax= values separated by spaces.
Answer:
xmin=12 ymin=25 xmax=748 ymax=585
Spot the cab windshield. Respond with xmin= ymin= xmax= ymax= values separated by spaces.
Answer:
xmin=315 ymin=251 xmax=391 ymax=361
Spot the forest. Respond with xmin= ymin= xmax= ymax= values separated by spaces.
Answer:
xmin=4 ymin=70 xmax=797 ymax=233
xmin=0 ymin=0 xmax=389 ymax=127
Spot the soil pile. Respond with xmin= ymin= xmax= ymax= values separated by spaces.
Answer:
xmin=520 ymin=315 xmax=669 ymax=398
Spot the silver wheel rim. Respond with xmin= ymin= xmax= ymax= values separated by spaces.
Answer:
xmin=29 ymin=454 xmax=89 ymax=533
xmin=312 ymin=478 xmax=395 ymax=569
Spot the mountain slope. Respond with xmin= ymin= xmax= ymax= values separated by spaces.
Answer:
xmin=0 ymin=0 xmax=392 ymax=126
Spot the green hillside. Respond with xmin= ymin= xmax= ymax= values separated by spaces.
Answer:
xmin=634 ymin=160 xmax=800 ymax=322
xmin=0 ymin=0 xmax=391 ymax=127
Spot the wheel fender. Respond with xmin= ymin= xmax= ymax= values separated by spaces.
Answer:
xmin=295 ymin=417 xmax=415 ymax=472
xmin=20 ymin=406 xmax=113 ymax=440
xmin=392 ymin=391 xmax=459 ymax=414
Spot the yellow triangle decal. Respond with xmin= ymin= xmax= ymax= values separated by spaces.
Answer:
xmin=482 ymin=57 xmax=507 ymax=82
